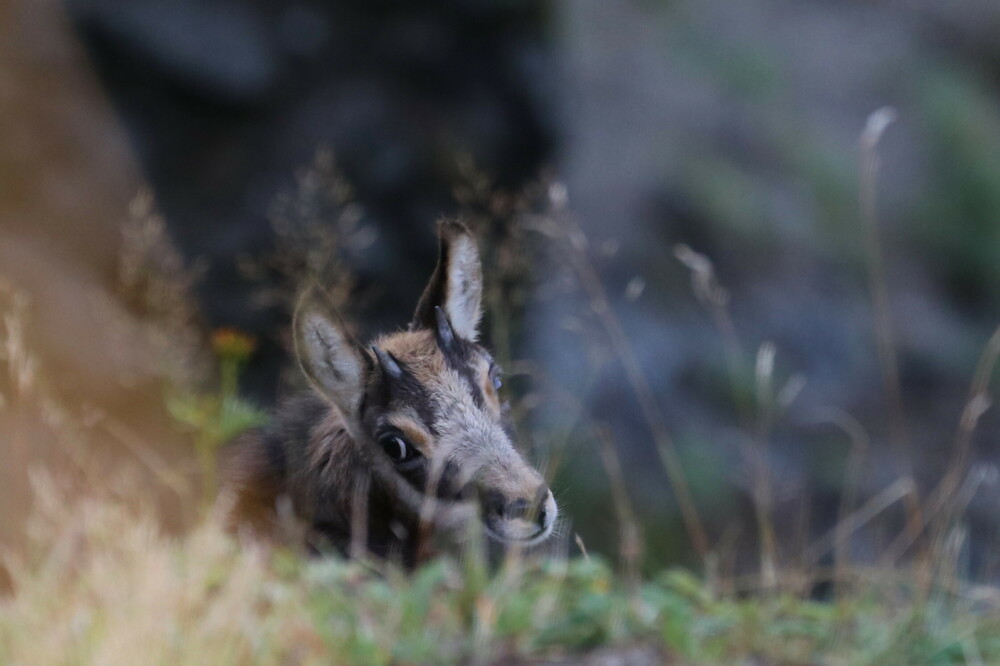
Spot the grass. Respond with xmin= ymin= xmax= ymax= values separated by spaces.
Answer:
xmin=2 ymin=485 xmax=999 ymax=665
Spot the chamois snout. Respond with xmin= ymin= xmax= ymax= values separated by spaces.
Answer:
xmin=468 ymin=459 xmax=557 ymax=545
xmin=479 ymin=485 xmax=557 ymax=545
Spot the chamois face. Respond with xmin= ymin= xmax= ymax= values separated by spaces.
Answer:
xmin=294 ymin=221 xmax=557 ymax=545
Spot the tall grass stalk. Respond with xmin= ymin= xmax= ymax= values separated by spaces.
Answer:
xmin=804 ymin=407 xmax=871 ymax=593
xmin=673 ymin=244 xmax=782 ymax=587
xmin=859 ymin=108 xmax=924 ymax=541
xmin=536 ymin=185 xmax=711 ymax=561
xmin=882 ymin=325 xmax=1000 ymax=568
xmin=593 ymin=425 xmax=643 ymax=592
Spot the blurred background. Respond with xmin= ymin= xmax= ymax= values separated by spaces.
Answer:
xmin=2 ymin=0 xmax=999 ymax=575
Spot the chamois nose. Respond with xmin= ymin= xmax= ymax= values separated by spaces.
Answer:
xmin=534 ymin=485 xmax=552 ymax=529
xmin=481 ymin=492 xmax=511 ymax=521
xmin=505 ymin=498 xmax=532 ymax=519
xmin=482 ymin=486 xmax=551 ymax=527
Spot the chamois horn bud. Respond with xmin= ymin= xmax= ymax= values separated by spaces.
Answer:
xmin=434 ymin=305 xmax=456 ymax=350
xmin=372 ymin=345 xmax=403 ymax=380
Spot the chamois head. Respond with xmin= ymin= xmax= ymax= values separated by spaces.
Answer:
xmin=294 ymin=221 xmax=557 ymax=546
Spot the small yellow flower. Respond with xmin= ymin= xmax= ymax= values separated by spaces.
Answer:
xmin=211 ymin=328 xmax=257 ymax=361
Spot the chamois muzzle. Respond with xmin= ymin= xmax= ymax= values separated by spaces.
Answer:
xmin=479 ymin=484 xmax=558 ymax=545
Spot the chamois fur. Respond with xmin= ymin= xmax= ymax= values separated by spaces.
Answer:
xmin=221 ymin=220 xmax=556 ymax=566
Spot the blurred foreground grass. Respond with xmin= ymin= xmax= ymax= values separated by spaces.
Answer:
xmin=2 ymin=484 xmax=999 ymax=665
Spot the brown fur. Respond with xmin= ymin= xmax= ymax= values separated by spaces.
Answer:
xmin=221 ymin=395 xmax=428 ymax=563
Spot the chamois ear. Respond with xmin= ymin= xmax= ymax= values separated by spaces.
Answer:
xmin=410 ymin=219 xmax=483 ymax=341
xmin=293 ymin=287 xmax=366 ymax=416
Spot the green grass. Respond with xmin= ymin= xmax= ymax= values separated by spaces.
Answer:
xmin=2 ymin=487 xmax=999 ymax=665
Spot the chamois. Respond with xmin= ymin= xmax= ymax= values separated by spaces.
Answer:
xmin=220 ymin=220 xmax=557 ymax=565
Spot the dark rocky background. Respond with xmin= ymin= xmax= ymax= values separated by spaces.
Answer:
xmin=54 ymin=0 xmax=1000 ymax=571
xmin=67 ymin=0 xmax=556 ymax=398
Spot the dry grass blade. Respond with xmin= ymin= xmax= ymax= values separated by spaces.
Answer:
xmin=882 ymin=325 xmax=1000 ymax=566
xmin=751 ymin=342 xmax=778 ymax=589
xmin=859 ymin=108 xmax=922 ymax=537
xmin=96 ymin=412 xmax=192 ymax=502
xmin=119 ymin=190 xmax=207 ymax=389
xmin=0 ymin=283 xmax=37 ymax=405
xmin=593 ymin=425 xmax=643 ymax=588
xmin=242 ymin=149 xmax=364 ymax=319
xmin=674 ymin=243 xmax=781 ymax=585
xmin=674 ymin=244 xmax=752 ymax=429
xmin=940 ymin=326 xmax=1000 ymax=505
xmin=539 ymin=187 xmax=710 ymax=560
xmin=803 ymin=407 xmax=871 ymax=587
xmin=574 ymin=533 xmax=591 ymax=563
xmin=803 ymin=477 xmax=915 ymax=566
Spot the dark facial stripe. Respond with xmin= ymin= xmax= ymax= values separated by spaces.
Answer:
xmin=397 ymin=461 xmax=428 ymax=493
xmin=455 ymin=362 xmax=486 ymax=409
xmin=435 ymin=334 xmax=486 ymax=410
xmin=393 ymin=459 xmax=461 ymax=499
xmin=369 ymin=356 xmax=440 ymax=437
xmin=434 ymin=460 xmax=463 ymax=500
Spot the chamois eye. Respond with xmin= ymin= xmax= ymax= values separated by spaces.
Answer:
xmin=379 ymin=433 xmax=417 ymax=463
xmin=489 ymin=364 xmax=502 ymax=391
